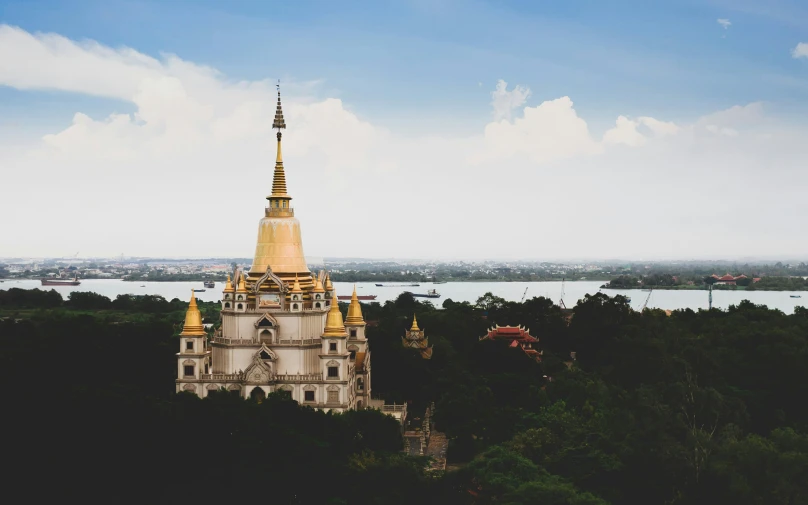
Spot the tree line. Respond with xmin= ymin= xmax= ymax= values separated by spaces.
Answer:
xmin=1 ymin=288 xmax=807 ymax=504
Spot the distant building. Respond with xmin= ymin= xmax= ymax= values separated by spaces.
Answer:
xmin=402 ymin=315 xmax=433 ymax=359
xmin=480 ymin=324 xmax=542 ymax=362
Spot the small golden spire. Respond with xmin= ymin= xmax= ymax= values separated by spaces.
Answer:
xmin=324 ymin=273 xmax=334 ymax=291
xmin=323 ymin=291 xmax=347 ymax=337
xmin=291 ymin=273 xmax=303 ymax=293
xmin=345 ymin=284 xmax=365 ymax=326
xmin=312 ymin=274 xmax=325 ymax=293
xmin=180 ymin=290 xmax=206 ymax=336
xmin=410 ymin=314 xmax=420 ymax=332
xmin=223 ymin=274 xmax=235 ymax=293
xmin=236 ymin=271 xmax=248 ymax=292
xmin=269 ymin=81 xmax=290 ymax=201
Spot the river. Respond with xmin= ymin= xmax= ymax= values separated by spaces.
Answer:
xmin=3 ymin=279 xmax=807 ymax=314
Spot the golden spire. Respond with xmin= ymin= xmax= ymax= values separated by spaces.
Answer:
xmin=324 ymin=273 xmax=334 ymax=291
xmin=180 ymin=290 xmax=206 ymax=336
xmin=410 ymin=314 xmax=420 ymax=332
xmin=312 ymin=274 xmax=325 ymax=293
xmin=223 ymin=274 xmax=235 ymax=293
xmin=291 ymin=273 xmax=303 ymax=293
xmin=236 ymin=271 xmax=248 ymax=292
xmin=345 ymin=284 xmax=366 ymax=326
xmin=323 ymin=291 xmax=347 ymax=337
xmin=269 ymin=81 xmax=290 ymax=201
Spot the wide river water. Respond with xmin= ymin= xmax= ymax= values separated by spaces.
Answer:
xmin=2 ymin=279 xmax=807 ymax=314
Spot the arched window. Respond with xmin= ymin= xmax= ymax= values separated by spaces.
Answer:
xmin=292 ymin=294 xmax=299 ymax=301
xmin=292 ymin=303 xmax=298 ymax=310
xmin=357 ymin=378 xmax=364 ymax=391
xmin=237 ymin=303 xmax=243 ymax=310
xmin=315 ymin=302 xmax=321 ymax=309
xmin=225 ymin=302 xmax=231 ymax=308
xmin=250 ymin=387 xmax=266 ymax=403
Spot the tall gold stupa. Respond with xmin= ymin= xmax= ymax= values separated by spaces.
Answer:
xmin=249 ymin=84 xmax=316 ymax=293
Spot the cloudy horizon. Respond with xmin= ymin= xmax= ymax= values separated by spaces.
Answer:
xmin=2 ymin=1 xmax=808 ymax=261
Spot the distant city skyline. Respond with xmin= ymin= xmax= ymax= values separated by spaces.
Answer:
xmin=2 ymin=1 xmax=808 ymax=259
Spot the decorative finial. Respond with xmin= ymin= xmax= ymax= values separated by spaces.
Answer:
xmin=273 ymin=80 xmax=286 ymax=133
xmin=411 ymin=314 xmax=420 ymax=332
xmin=180 ymin=290 xmax=205 ymax=336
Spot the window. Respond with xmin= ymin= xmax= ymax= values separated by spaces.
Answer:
xmin=329 ymin=342 xmax=337 ymax=353
xmin=237 ymin=303 xmax=243 ymax=310
xmin=225 ymin=302 xmax=231 ymax=308
xmin=327 ymin=390 xmax=339 ymax=403
xmin=328 ymin=366 xmax=339 ymax=378
xmin=183 ymin=365 xmax=194 ymax=377
xmin=304 ymin=390 xmax=315 ymax=402
xmin=315 ymin=302 xmax=321 ymax=309
xmin=186 ymin=340 xmax=193 ymax=350
xmin=350 ymin=350 xmax=357 ymax=361
xmin=357 ymin=378 xmax=364 ymax=391
xmin=292 ymin=303 xmax=298 ymax=310
xmin=349 ymin=328 xmax=357 ymax=338
xmin=204 ymin=364 xmax=209 ymax=374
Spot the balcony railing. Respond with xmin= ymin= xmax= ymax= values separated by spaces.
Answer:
xmin=212 ymin=337 xmax=259 ymax=346
xmin=200 ymin=373 xmax=244 ymax=381
xmin=275 ymin=373 xmax=323 ymax=382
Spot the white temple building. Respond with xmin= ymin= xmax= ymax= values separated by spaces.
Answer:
xmin=175 ymin=87 xmax=373 ymax=412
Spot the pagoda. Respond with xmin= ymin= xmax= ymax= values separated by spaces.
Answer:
xmin=402 ymin=314 xmax=432 ymax=359
xmin=480 ymin=324 xmax=542 ymax=362
xmin=175 ymin=85 xmax=371 ymax=412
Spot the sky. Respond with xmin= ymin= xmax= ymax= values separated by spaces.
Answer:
xmin=1 ymin=0 xmax=808 ymax=261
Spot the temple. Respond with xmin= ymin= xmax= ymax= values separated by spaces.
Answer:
xmin=175 ymin=86 xmax=371 ymax=412
xmin=402 ymin=314 xmax=432 ymax=359
xmin=480 ymin=324 xmax=542 ymax=362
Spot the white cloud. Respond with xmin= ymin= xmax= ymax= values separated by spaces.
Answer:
xmin=792 ymin=42 xmax=808 ymax=59
xmin=491 ymin=79 xmax=531 ymax=121
xmin=717 ymin=18 xmax=731 ymax=29
xmin=1 ymin=25 xmax=807 ymax=261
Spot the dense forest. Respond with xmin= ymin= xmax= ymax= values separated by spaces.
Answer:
xmin=1 ymin=287 xmax=807 ymax=504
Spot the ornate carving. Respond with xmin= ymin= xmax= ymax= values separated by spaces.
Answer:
xmin=326 ymin=385 xmax=339 ymax=392
xmin=206 ymin=384 xmax=220 ymax=390
xmin=183 ymin=384 xmax=197 ymax=392
xmin=227 ymin=384 xmax=242 ymax=391
xmin=254 ymin=313 xmax=278 ymax=328
xmin=182 ymin=359 xmax=196 ymax=366
xmin=303 ymin=384 xmax=316 ymax=391
xmin=326 ymin=360 xmax=340 ymax=367
xmin=253 ymin=265 xmax=287 ymax=294
xmin=244 ymin=349 xmax=274 ymax=384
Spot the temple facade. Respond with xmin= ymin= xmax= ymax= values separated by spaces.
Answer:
xmin=175 ymin=87 xmax=371 ymax=412
xmin=402 ymin=315 xmax=432 ymax=359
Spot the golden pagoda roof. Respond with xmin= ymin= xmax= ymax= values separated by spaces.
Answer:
xmin=223 ymin=274 xmax=235 ymax=293
xmin=323 ymin=293 xmax=347 ymax=337
xmin=345 ymin=285 xmax=366 ymax=326
xmin=180 ymin=290 xmax=206 ymax=336
xmin=236 ymin=271 xmax=248 ymax=292
xmin=290 ymin=274 xmax=303 ymax=293
xmin=410 ymin=314 xmax=420 ymax=332
xmin=324 ymin=274 xmax=333 ymax=291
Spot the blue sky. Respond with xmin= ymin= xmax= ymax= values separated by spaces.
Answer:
xmin=2 ymin=0 xmax=807 ymax=136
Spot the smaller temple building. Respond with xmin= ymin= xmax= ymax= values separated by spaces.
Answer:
xmin=402 ymin=315 xmax=432 ymax=359
xmin=480 ymin=324 xmax=542 ymax=362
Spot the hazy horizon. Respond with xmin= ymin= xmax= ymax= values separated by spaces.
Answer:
xmin=3 ymin=2 xmax=808 ymax=259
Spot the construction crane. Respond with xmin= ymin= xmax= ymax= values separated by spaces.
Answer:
xmin=520 ymin=287 xmax=529 ymax=303
xmin=559 ymin=277 xmax=567 ymax=309
xmin=640 ymin=287 xmax=653 ymax=312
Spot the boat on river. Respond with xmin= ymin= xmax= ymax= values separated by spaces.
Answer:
xmin=406 ymin=289 xmax=441 ymax=299
xmin=791 ymin=295 xmax=802 ymax=298
xmin=376 ymin=283 xmax=420 ymax=287
xmin=40 ymin=275 xmax=80 ymax=286
xmin=204 ymin=281 xmax=215 ymax=288
xmin=337 ymin=294 xmax=377 ymax=301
